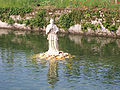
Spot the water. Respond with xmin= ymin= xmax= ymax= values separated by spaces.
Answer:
xmin=0 ymin=29 xmax=120 ymax=90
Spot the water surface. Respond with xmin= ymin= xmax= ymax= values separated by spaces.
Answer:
xmin=0 ymin=29 xmax=120 ymax=90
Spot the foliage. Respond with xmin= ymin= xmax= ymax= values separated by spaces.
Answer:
xmin=108 ymin=25 xmax=118 ymax=32
xmin=23 ymin=10 xmax=47 ymax=29
xmin=81 ymin=22 xmax=98 ymax=31
xmin=6 ymin=18 xmax=15 ymax=25
xmin=35 ymin=10 xmax=47 ymax=27
xmin=0 ymin=6 xmax=119 ymax=33
xmin=17 ymin=20 xmax=24 ymax=24
xmin=24 ymin=19 xmax=30 ymax=26
xmin=0 ymin=8 xmax=9 ymax=14
xmin=102 ymin=21 xmax=110 ymax=29
xmin=71 ymin=10 xmax=83 ymax=24
xmin=0 ymin=0 xmax=119 ymax=9
xmin=8 ymin=7 xmax=33 ymax=16
xmin=96 ymin=24 xmax=102 ymax=29
xmin=58 ymin=13 xmax=74 ymax=30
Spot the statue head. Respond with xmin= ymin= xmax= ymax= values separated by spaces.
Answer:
xmin=50 ymin=19 xmax=54 ymax=24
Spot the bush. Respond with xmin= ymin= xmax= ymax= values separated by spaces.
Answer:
xmin=7 ymin=18 xmax=15 ymax=25
xmin=17 ymin=20 xmax=24 ymax=24
xmin=24 ymin=19 xmax=30 ymax=26
xmin=108 ymin=25 xmax=118 ymax=32
xmin=102 ymin=21 xmax=110 ymax=29
xmin=23 ymin=10 xmax=47 ymax=29
xmin=58 ymin=13 xmax=74 ymax=30
xmin=35 ymin=10 xmax=47 ymax=28
xmin=8 ymin=7 xmax=32 ymax=17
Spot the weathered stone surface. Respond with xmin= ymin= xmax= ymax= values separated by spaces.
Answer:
xmin=86 ymin=28 xmax=94 ymax=35
xmin=0 ymin=19 xmax=120 ymax=38
xmin=10 ymin=15 xmax=21 ymax=21
xmin=0 ymin=20 xmax=12 ymax=28
xmin=13 ymin=23 xmax=31 ymax=30
xmin=68 ymin=24 xmax=83 ymax=34
xmin=116 ymin=26 xmax=120 ymax=36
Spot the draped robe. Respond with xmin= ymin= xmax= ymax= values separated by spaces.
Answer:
xmin=46 ymin=23 xmax=59 ymax=55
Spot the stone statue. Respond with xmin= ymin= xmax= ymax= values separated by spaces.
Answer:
xmin=33 ymin=19 xmax=72 ymax=60
xmin=46 ymin=19 xmax=59 ymax=55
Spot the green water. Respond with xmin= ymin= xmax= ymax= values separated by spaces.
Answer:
xmin=0 ymin=29 xmax=120 ymax=90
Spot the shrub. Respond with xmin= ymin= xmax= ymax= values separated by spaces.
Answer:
xmin=102 ymin=21 xmax=110 ymax=29
xmin=58 ymin=13 xmax=74 ymax=30
xmin=108 ymin=25 xmax=118 ymax=32
xmin=7 ymin=18 xmax=15 ymax=25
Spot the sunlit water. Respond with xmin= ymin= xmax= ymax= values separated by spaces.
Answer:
xmin=0 ymin=29 xmax=120 ymax=90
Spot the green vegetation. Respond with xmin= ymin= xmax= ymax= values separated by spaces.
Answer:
xmin=58 ymin=9 xmax=119 ymax=31
xmin=0 ymin=0 xmax=119 ymax=33
xmin=0 ymin=7 xmax=33 ymax=23
xmin=81 ymin=22 xmax=97 ymax=31
xmin=6 ymin=18 xmax=15 ymax=25
xmin=0 ymin=7 xmax=119 ymax=32
xmin=0 ymin=0 xmax=119 ymax=9
xmin=23 ymin=10 xmax=47 ymax=29
xmin=58 ymin=13 xmax=74 ymax=30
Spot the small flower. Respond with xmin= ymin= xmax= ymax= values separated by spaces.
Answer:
xmin=118 ymin=1 xmax=120 ymax=3
xmin=97 ymin=3 xmax=100 ymax=5
xmin=92 ymin=1 xmax=94 ymax=3
xmin=79 ymin=1 xmax=82 ymax=3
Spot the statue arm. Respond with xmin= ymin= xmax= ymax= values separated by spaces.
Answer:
xmin=55 ymin=25 xmax=59 ymax=34
xmin=46 ymin=25 xmax=51 ymax=34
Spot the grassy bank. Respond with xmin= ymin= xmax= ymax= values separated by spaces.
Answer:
xmin=0 ymin=0 xmax=120 ymax=36
xmin=0 ymin=8 xmax=119 ymax=32
xmin=0 ymin=0 xmax=119 ymax=9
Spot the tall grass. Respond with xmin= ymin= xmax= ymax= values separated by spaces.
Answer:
xmin=0 ymin=0 xmax=119 ymax=9
xmin=0 ymin=0 xmax=39 ymax=8
xmin=53 ymin=0 xmax=120 ymax=9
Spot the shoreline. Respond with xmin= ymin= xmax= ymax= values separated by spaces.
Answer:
xmin=0 ymin=21 xmax=120 ymax=39
xmin=0 ymin=8 xmax=120 ymax=39
xmin=0 ymin=21 xmax=120 ymax=38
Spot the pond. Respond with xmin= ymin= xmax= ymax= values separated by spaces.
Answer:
xmin=0 ymin=29 xmax=120 ymax=90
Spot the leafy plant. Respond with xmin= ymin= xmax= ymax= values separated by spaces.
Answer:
xmin=24 ymin=19 xmax=30 ymax=26
xmin=17 ymin=20 xmax=24 ymax=24
xmin=6 ymin=18 xmax=15 ymax=25
xmin=23 ymin=10 xmax=47 ymax=29
xmin=96 ymin=24 xmax=102 ymax=29
xmin=108 ymin=25 xmax=118 ymax=32
xmin=90 ymin=24 xmax=97 ymax=31
xmin=102 ymin=21 xmax=110 ymax=29
xmin=81 ymin=22 xmax=90 ymax=31
xmin=58 ymin=13 xmax=74 ymax=30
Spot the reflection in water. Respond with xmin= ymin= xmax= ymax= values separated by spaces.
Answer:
xmin=0 ymin=48 xmax=14 ymax=71
xmin=47 ymin=60 xmax=58 ymax=88
xmin=68 ymin=34 xmax=120 ymax=57
xmin=69 ymin=34 xmax=118 ymax=48
xmin=0 ymin=29 xmax=120 ymax=90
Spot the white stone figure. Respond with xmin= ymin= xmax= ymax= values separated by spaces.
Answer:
xmin=46 ymin=19 xmax=59 ymax=55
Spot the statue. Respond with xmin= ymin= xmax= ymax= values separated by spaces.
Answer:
xmin=46 ymin=19 xmax=59 ymax=55
xmin=32 ymin=19 xmax=72 ymax=60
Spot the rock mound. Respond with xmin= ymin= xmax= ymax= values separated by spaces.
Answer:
xmin=32 ymin=51 xmax=73 ymax=60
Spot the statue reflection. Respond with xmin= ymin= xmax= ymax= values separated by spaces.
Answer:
xmin=47 ymin=59 xmax=59 ymax=88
